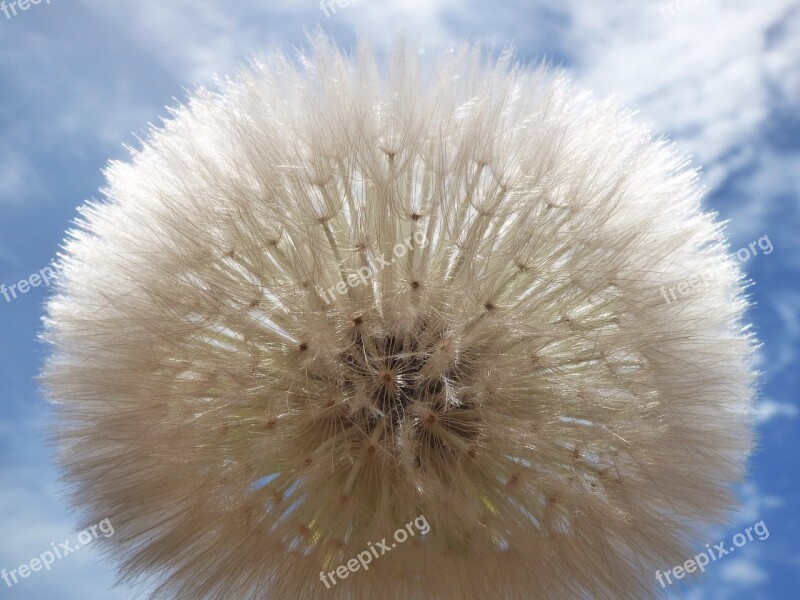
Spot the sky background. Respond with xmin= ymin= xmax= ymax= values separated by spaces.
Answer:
xmin=0 ymin=1 xmax=798 ymax=598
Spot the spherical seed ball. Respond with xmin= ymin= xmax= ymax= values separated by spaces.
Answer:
xmin=41 ymin=38 xmax=756 ymax=600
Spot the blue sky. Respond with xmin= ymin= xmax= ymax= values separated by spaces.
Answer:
xmin=0 ymin=1 xmax=798 ymax=598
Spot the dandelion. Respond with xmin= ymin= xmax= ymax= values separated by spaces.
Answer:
xmin=41 ymin=37 xmax=756 ymax=599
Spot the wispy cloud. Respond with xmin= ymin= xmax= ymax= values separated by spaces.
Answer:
xmin=559 ymin=0 xmax=800 ymax=190
xmin=720 ymin=558 xmax=769 ymax=585
xmin=0 ymin=145 xmax=43 ymax=205
xmin=754 ymin=398 xmax=799 ymax=424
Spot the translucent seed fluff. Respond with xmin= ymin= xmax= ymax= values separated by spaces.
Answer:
xmin=41 ymin=38 xmax=756 ymax=600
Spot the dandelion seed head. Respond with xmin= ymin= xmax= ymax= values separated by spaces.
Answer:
xmin=41 ymin=36 xmax=756 ymax=599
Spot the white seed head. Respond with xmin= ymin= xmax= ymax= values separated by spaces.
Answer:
xmin=41 ymin=37 xmax=756 ymax=599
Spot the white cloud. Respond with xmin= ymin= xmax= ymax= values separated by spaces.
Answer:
xmin=762 ymin=297 xmax=800 ymax=380
xmin=78 ymin=0 xmax=248 ymax=82
xmin=721 ymin=148 xmax=800 ymax=243
xmin=753 ymin=398 xmax=799 ymax=423
xmin=561 ymin=0 xmax=799 ymax=192
xmin=730 ymin=482 xmax=783 ymax=525
xmin=720 ymin=558 xmax=769 ymax=585
xmin=77 ymin=0 xmax=458 ymax=84
xmin=0 ymin=146 xmax=43 ymax=204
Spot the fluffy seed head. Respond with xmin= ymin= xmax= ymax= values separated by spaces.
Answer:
xmin=41 ymin=38 xmax=756 ymax=599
